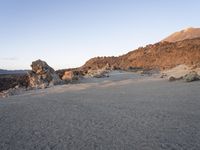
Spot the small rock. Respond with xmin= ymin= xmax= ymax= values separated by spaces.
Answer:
xmin=160 ymin=73 xmax=167 ymax=78
xmin=184 ymin=71 xmax=200 ymax=82
xmin=0 ymin=87 xmax=26 ymax=98
xmin=62 ymin=71 xmax=74 ymax=81
xmin=86 ymin=69 xmax=109 ymax=78
xmin=168 ymin=76 xmax=183 ymax=81
xmin=168 ymin=76 xmax=177 ymax=81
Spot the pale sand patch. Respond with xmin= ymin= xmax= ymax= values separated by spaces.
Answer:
xmin=162 ymin=64 xmax=200 ymax=78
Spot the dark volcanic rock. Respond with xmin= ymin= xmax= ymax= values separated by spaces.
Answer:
xmin=0 ymin=74 xmax=29 ymax=92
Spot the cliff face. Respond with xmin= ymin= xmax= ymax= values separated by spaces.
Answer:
xmin=82 ymin=38 xmax=200 ymax=71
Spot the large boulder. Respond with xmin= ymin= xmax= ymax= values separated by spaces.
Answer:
xmin=28 ymin=59 xmax=63 ymax=89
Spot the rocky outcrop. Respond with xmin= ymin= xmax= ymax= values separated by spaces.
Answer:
xmin=28 ymin=59 xmax=63 ymax=89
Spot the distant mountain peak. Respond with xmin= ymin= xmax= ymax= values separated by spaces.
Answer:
xmin=0 ymin=69 xmax=28 ymax=74
xmin=183 ymin=27 xmax=194 ymax=30
xmin=162 ymin=27 xmax=200 ymax=42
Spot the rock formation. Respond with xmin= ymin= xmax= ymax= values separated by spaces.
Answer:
xmin=28 ymin=59 xmax=63 ymax=89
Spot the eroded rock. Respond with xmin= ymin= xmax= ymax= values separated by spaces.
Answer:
xmin=28 ymin=59 xmax=63 ymax=89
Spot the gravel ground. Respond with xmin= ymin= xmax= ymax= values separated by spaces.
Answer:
xmin=0 ymin=71 xmax=200 ymax=150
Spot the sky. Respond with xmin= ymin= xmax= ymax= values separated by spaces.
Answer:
xmin=0 ymin=0 xmax=200 ymax=70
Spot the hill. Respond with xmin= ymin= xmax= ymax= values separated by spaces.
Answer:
xmin=162 ymin=27 xmax=200 ymax=42
xmin=81 ymin=38 xmax=200 ymax=71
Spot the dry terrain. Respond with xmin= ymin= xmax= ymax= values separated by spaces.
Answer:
xmin=0 ymin=71 xmax=200 ymax=150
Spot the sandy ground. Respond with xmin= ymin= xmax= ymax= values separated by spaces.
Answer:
xmin=0 ymin=71 xmax=200 ymax=150
xmin=162 ymin=64 xmax=200 ymax=78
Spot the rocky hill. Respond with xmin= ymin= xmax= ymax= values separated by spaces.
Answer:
xmin=81 ymin=38 xmax=200 ymax=71
xmin=162 ymin=27 xmax=200 ymax=42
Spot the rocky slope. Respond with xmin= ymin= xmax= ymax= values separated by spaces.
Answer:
xmin=81 ymin=38 xmax=200 ymax=71
xmin=162 ymin=27 xmax=200 ymax=42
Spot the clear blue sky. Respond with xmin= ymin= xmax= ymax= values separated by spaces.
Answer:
xmin=0 ymin=0 xmax=199 ymax=70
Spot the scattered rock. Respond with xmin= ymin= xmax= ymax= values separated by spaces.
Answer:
xmin=140 ymin=69 xmax=159 ymax=76
xmin=128 ymin=67 xmax=143 ymax=72
xmin=86 ymin=68 xmax=109 ymax=78
xmin=28 ymin=59 xmax=63 ymax=89
xmin=160 ymin=73 xmax=167 ymax=78
xmin=168 ymin=76 xmax=177 ymax=81
xmin=62 ymin=71 xmax=74 ymax=81
xmin=184 ymin=71 xmax=200 ymax=82
xmin=62 ymin=71 xmax=79 ymax=81
xmin=168 ymin=76 xmax=183 ymax=81
xmin=167 ymin=71 xmax=200 ymax=82
xmin=0 ymin=87 xmax=26 ymax=98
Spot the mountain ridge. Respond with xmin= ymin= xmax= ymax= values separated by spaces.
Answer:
xmin=0 ymin=69 xmax=28 ymax=75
